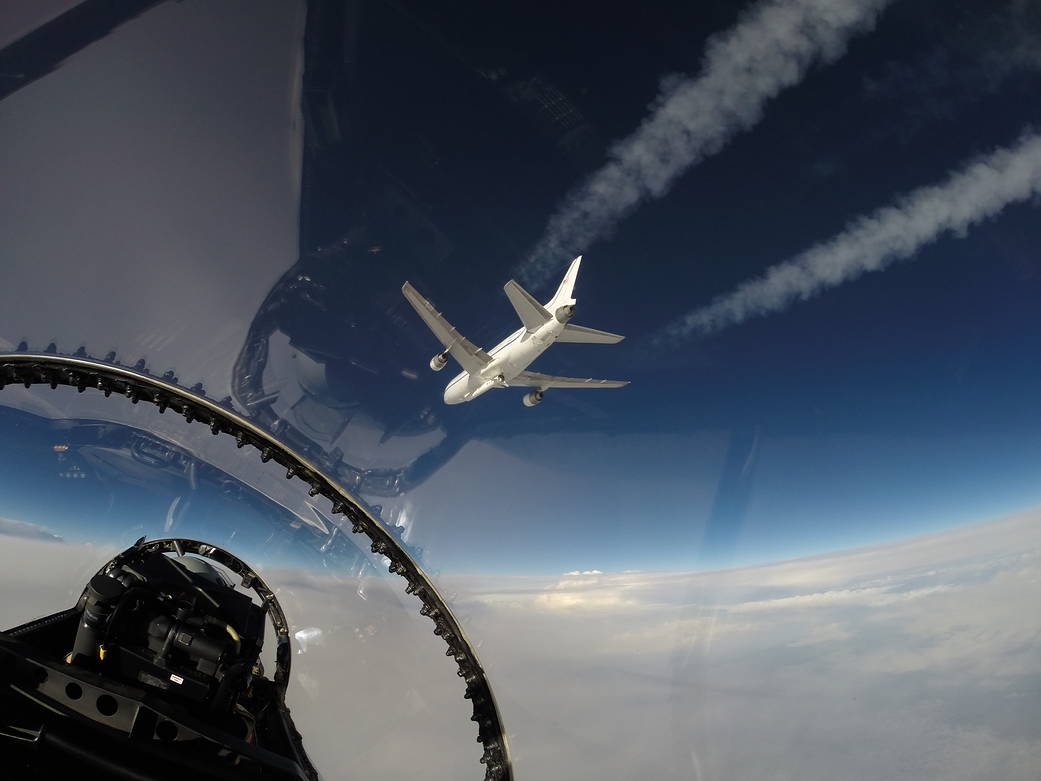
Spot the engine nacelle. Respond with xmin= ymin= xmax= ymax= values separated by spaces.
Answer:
xmin=429 ymin=351 xmax=448 ymax=371
xmin=554 ymin=305 xmax=574 ymax=323
xmin=522 ymin=390 xmax=544 ymax=407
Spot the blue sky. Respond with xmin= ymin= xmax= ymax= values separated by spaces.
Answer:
xmin=0 ymin=402 xmax=368 ymax=572
xmin=319 ymin=0 xmax=1041 ymax=573
xmin=0 ymin=0 xmax=1040 ymax=577
xmin=4 ymin=8 xmax=1041 ymax=780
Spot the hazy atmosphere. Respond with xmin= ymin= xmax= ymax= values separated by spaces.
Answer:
xmin=2 ymin=0 xmax=1040 ymax=778
xmin=3 ymin=509 xmax=1039 ymax=779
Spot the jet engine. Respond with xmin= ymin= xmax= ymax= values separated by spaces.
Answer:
xmin=429 ymin=351 xmax=448 ymax=371
xmin=522 ymin=390 xmax=544 ymax=407
xmin=554 ymin=305 xmax=574 ymax=323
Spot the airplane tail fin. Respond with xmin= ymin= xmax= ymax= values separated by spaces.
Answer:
xmin=548 ymin=255 xmax=582 ymax=308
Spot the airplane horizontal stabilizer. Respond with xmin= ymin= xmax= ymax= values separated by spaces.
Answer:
xmin=556 ymin=323 xmax=624 ymax=344
xmin=401 ymin=282 xmax=492 ymax=375
xmin=513 ymin=370 xmax=629 ymax=389
xmin=503 ymin=279 xmax=551 ymax=331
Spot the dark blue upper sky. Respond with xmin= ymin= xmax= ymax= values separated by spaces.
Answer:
xmin=0 ymin=0 xmax=1039 ymax=575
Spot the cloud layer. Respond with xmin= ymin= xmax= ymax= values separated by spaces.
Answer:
xmin=0 ymin=516 xmax=63 ymax=542
xmin=518 ymin=0 xmax=893 ymax=287
xmin=448 ymin=509 xmax=1041 ymax=780
xmin=665 ymin=130 xmax=1041 ymax=339
xmin=4 ymin=509 xmax=1039 ymax=780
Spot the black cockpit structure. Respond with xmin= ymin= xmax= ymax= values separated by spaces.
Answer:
xmin=1 ymin=538 xmax=317 ymax=780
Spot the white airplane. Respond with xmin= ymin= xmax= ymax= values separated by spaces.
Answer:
xmin=401 ymin=256 xmax=629 ymax=406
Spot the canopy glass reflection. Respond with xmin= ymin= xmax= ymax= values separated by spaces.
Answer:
xmin=1 ymin=1 xmax=1040 ymax=779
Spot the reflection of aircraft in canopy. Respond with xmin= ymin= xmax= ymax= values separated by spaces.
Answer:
xmin=402 ymin=256 xmax=628 ymax=406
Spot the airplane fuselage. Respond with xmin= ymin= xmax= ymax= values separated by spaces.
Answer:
xmin=444 ymin=311 xmax=569 ymax=404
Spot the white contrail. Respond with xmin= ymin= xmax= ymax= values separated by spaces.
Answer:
xmin=517 ymin=0 xmax=893 ymax=287
xmin=665 ymin=131 xmax=1041 ymax=339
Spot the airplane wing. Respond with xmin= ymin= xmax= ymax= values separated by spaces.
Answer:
xmin=401 ymin=282 xmax=493 ymax=375
xmin=512 ymin=370 xmax=629 ymax=389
